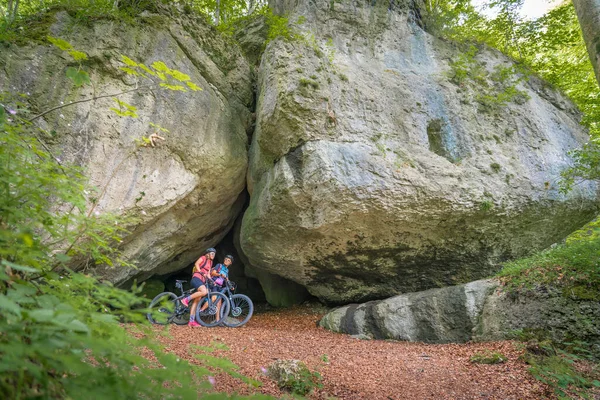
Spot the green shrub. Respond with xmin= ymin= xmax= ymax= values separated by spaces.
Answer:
xmin=524 ymin=350 xmax=600 ymax=399
xmin=267 ymin=360 xmax=323 ymax=396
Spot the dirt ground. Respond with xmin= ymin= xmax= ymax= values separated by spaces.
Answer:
xmin=153 ymin=305 xmax=552 ymax=399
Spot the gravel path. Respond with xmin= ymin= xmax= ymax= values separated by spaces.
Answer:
xmin=155 ymin=305 xmax=551 ymax=399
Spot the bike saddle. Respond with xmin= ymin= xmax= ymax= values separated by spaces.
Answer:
xmin=175 ymin=280 xmax=187 ymax=284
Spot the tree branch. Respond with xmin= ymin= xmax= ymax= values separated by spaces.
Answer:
xmin=28 ymin=85 xmax=156 ymax=122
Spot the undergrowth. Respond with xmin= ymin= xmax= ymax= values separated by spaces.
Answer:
xmin=470 ymin=350 xmax=507 ymax=364
xmin=497 ymin=238 xmax=600 ymax=299
xmin=511 ymin=332 xmax=600 ymax=399
xmin=498 ymin=224 xmax=600 ymax=398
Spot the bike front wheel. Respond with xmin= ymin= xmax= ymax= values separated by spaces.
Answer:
xmin=196 ymin=292 xmax=229 ymax=327
xmin=147 ymin=292 xmax=178 ymax=325
xmin=222 ymin=294 xmax=253 ymax=328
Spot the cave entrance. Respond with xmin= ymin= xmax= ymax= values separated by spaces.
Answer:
xmin=136 ymin=227 xmax=268 ymax=304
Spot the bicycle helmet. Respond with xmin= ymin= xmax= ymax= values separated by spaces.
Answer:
xmin=205 ymin=247 xmax=216 ymax=254
xmin=224 ymin=254 xmax=234 ymax=262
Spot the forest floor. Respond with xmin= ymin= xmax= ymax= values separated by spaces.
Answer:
xmin=150 ymin=304 xmax=557 ymax=399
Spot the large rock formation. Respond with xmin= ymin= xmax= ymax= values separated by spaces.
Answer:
xmin=320 ymin=280 xmax=600 ymax=357
xmin=2 ymin=1 xmax=598 ymax=304
xmin=319 ymin=279 xmax=496 ymax=343
xmin=240 ymin=0 xmax=600 ymax=304
xmin=0 ymin=8 xmax=253 ymax=284
xmin=474 ymin=285 xmax=600 ymax=358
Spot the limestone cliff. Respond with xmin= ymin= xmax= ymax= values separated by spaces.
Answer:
xmin=2 ymin=1 xmax=598 ymax=305
xmin=240 ymin=0 xmax=599 ymax=303
xmin=0 ymin=8 xmax=253 ymax=283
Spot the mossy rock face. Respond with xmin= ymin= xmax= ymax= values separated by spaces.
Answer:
xmin=0 ymin=9 xmax=252 ymax=285
xmin=474 ymin=285 xmax=600 ymax=359
xmin=321 ymin=279 xmax=600 ymax=357
xmin=240 ymin=0 xmax=599 ymax=304
xmin=564 ymin=285 xmax=599 ymax=301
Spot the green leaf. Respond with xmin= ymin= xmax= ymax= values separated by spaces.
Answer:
xmin=110 ymin=98 xmax=138 ymax=118
xmin=186 ymin=81 xmax=203 ymax=91
xmin=110 ymin=108 xmax=138 ymax=118
xmin=149 ymin=122 xmax=170 ymax=133
xmin=1 ymin=260 xmax=38 ymax=273
xmin=55 ymin=253 xmax=71 ymax=263
xmin=167 ymin=69 xmax=190 ymax=82
xmin=47 ymin=36 xmax=73 ymax=51
xmin=113 ymin=98 xmax=137 ymax=112
xmin=0 ymin=107 xmax=6 ymax=124
xmin=28 ymin=309 xmax=55 ymax=322
xmin=67 ymin=319 xmax=90 ymax=333
xmin=68 ymin=50 xmax=88 ymax=61
xmin=0 ymin=295 xmax=22 ymax=316
xmin=120 ymin=67 xmax=139 ymax=76
xmin=66 ymin=67 xmax=91 ymax=87
xmin=138 ymin=63 xmax=155 ymax=76
xmin=21 ymin=233 xmax=34 ymax=247
xmin=121 ymin=55 xmax=139 ymax=67
xmin=151 ymin=61 xmax=169 ymax=72
xmin=159 ymin=83 xmax=187 ymax=92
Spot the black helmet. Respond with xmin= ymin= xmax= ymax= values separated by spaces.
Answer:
xmin=205 ymin=247 xmax=216 ymax=254
xmin=224 ymin=255 xmax=234 ymax=262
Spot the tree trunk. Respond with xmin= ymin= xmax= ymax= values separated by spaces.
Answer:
xmin=573 ymin=0 xmax=600 ymax=88
xmin=215 ymin=0 xmax=221 ymax=25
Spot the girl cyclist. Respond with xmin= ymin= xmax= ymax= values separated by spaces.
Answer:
xmin=211 ymin=255 xmax=233 ymax=292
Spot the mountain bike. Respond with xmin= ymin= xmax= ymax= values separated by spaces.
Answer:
xmin=219 ymin=279 xmax=253 ymax=327
xmin=147 ymin=279 xmax=191 ymax=325
xmin=147 ymin=279 xmax=229 ymax=327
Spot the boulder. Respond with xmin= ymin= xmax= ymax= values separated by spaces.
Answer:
xmin=240 ymin=0 xmax=600 ymax=303
xmin=319 ymin=279 xmax=496 ymax=343
xmin=474 ymin=286 xmax=600 ymax=358
xmin=233 ymin=215 xmax=309 ymax=306
xmin=320 ymin=279 xmax=600 ymax=357
xmin=246 ymin=265 xmax=312 ymax=307
xmin=0 ymin=8 xmax=253 ymax=284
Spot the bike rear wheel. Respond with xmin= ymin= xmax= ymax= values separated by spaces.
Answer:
xmin=196 ymin=292 xmax=229 ymax=327
xmin=222 ymin=294 xmax=253 ymax=328
xmin=147 ymin=292 xmax=178 ymax=325
xmin=171 ymin=298 xmax=190 ymax=325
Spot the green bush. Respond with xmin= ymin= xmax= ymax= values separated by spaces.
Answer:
xmin=267 ymin=360 xmax=323 ymax=396
xmin=524 ymin=350 xmax=600 ymax=399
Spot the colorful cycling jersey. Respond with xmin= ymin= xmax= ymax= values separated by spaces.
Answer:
xmin=192 ymin=256 xmax=212 ymax=282
xmin=213 ymin=263 xmax=229 ymax=278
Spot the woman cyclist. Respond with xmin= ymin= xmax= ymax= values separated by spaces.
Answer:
xmin=181 ymin=248 xmax=215 ymax=327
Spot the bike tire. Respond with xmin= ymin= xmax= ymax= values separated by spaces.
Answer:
xmin=147 ymin=292 xmax=178 ymax=325
xmin=171 ymin=298 xmax=190 ymax=325
xmin=222 ymin=294 xmax=253 ymax=328
xmin=195 ymin=292 xmax=229 ymax=328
